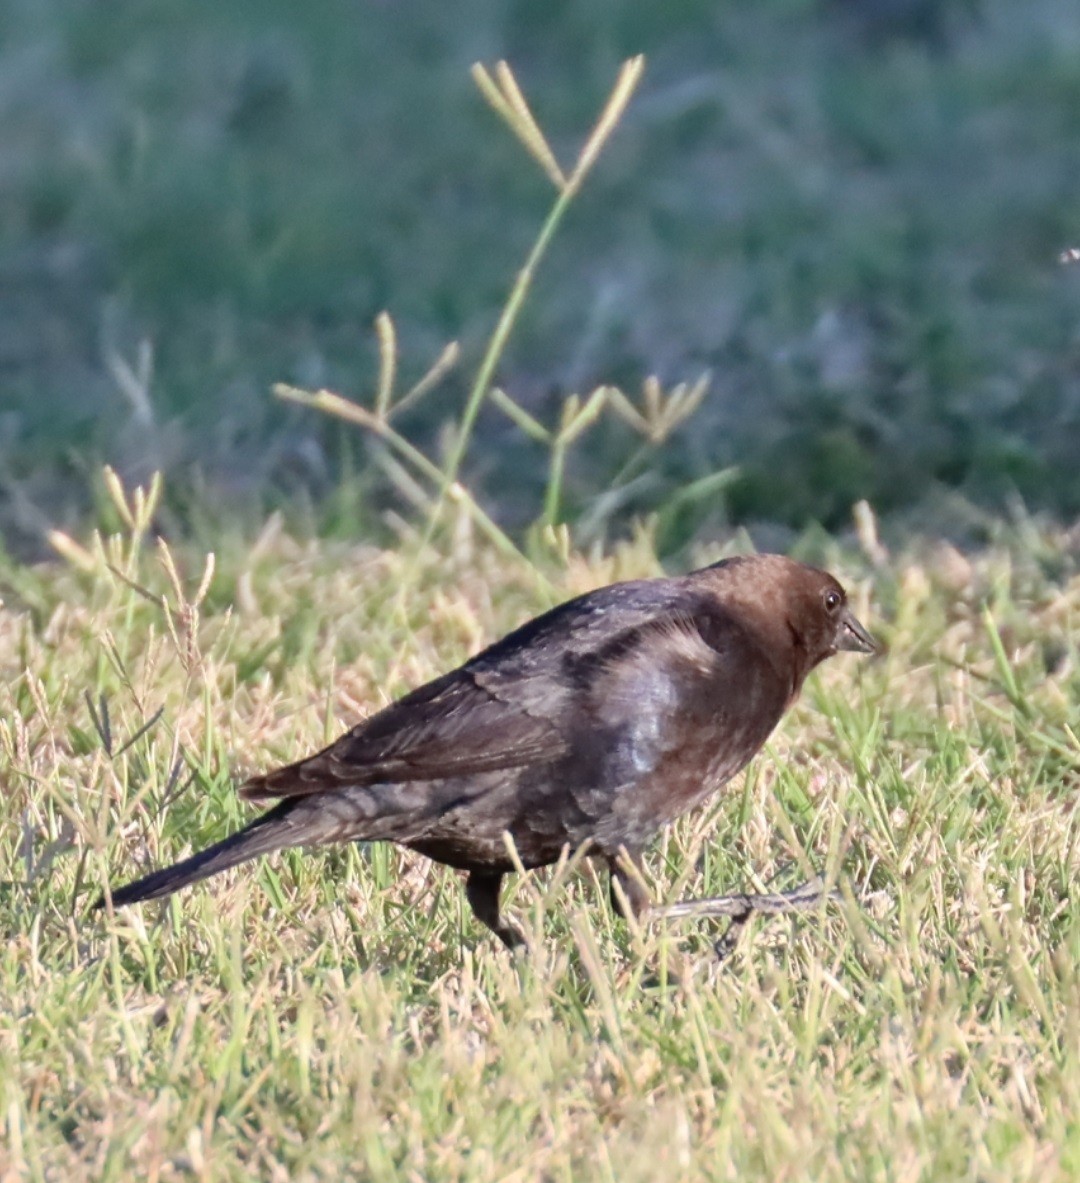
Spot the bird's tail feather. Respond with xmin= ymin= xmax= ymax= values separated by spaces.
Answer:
xmin=96 ymin=800 xmax=296 ymax=909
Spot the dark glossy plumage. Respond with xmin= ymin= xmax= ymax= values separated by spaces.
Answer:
xmin=99 ymin=553 xmax=878 ymax=947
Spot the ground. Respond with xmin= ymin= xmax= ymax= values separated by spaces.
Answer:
xmin=2 ymin=495 xmax=1079 ymax=1180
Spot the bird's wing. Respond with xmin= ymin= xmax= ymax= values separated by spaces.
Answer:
xmin=239 ymin=667 xmax=571 ymax=800
xmin=239 ymin=579 xmax=741 ymax=803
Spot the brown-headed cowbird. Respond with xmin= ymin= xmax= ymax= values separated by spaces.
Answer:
xmin=98 ymin=554 xmax=877 ymax=948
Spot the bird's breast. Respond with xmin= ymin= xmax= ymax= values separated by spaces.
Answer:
xmin=588 ymin=676 xmax=788 ymax=852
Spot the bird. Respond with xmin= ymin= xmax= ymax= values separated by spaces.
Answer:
xmin=97 ymin=553 xmax=878 ymax=949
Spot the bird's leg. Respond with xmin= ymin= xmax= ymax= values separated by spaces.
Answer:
xmin=465 ymin=870 xmax=527 ymax=951
xmin=653 ymin=875 xmax=838 ymax=920
xmin=607 ymin=849 xmax=650 ymax=921
xmin=650 ymin=875 xmax=839 ymax=960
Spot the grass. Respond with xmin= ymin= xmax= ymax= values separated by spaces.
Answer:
xmin=2 ymin=488 xmax=1080 ymax=1180
xmin=4 ymin=9 xmax=1080 ymax=1177
xmin=5 ymin=0 xmax=1080 ymax=542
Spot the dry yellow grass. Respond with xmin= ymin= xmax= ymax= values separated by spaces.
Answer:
xmin=3 ymin=504 xmax=1080 ymax=1181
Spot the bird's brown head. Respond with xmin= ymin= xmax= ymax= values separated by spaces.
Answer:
xmin=696 ymin=553 xmax=879 ymax=686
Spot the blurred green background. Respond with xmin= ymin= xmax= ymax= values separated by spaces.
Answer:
xmin=3 ymin=0 xmax=1080 ymax=551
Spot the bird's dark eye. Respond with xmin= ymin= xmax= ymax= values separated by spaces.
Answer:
xmin=823 ymin=589 xmax=842 ymax=613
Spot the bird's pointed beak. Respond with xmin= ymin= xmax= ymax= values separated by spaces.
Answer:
xmin=835 ymin=607 xmax=880 ymax=655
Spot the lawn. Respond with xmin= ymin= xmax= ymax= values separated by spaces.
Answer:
xmin=2 ymin=482 xmax=1079 ymax=1180
xmin=4 ymin=2 xmax=1080 ymax=1177
xmin=4 ymin=0 xmax=1080 ymax=542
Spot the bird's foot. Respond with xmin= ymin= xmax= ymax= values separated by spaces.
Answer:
xmin=651 ymin=874 xmax=840 ymax=961
xmin=466 ymin=870 xmax=532 ymax=954
xmin=494 ymin=921 xmax=530 ymax=953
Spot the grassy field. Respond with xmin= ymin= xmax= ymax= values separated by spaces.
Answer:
xmin=3 ymin=479 xmax=1080 ymax=1180
xmin=5 ymin=0 xmax=1080 ymax=542
xmin=4 ymin=4 xmax=1080 ymax=1175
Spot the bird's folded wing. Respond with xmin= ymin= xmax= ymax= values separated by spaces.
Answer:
xmin=239 ymin=669 xmax=571 ymax=800
xmin=240 ymin=584 xmax=750 ymax=803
